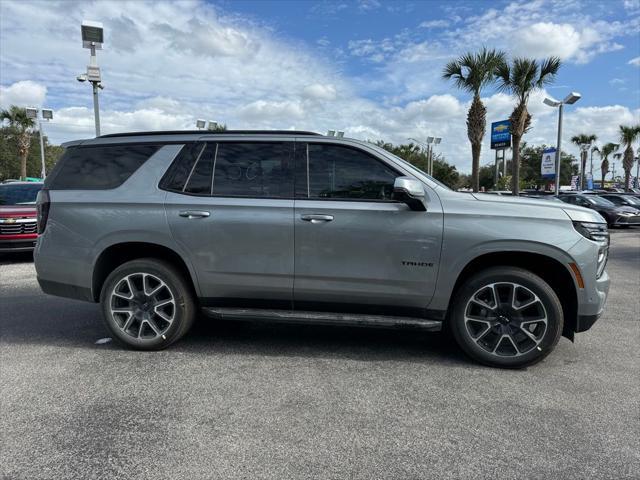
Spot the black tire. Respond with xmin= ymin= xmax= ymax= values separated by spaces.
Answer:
xmin=450 ymin=266 xmax=563 ymax=368
xmin=100 ymin=258 xmax=196 ymax=350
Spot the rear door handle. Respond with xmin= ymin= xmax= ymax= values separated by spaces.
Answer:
xmin=179 ymin=210 xmax=210 ymax=219
xmin=300 ymin=214 xmax=334 ymax=224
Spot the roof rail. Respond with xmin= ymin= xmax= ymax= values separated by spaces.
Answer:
xmin=98 ymin=130 xmax=322 ymax=138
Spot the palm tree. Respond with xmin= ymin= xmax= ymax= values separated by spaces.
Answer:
xmin=619 ymin=124 xmax=640 ymax=191
xmin=0 ymin=105 xmax=35 ymax=179
xmin=496 ymin=57 xmax=561 ymax=194
xmin=599 ymin=142 xmax=618 ymax=189
xmin=443 ymin=48 xmax=506 ymax=192
xmin=571 ymin=134 xmax=597 ymax=190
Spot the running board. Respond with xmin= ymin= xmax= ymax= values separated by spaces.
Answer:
xmin=202 ymin=307 xmax=442 ymax=331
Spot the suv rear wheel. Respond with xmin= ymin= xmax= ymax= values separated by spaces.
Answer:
xmin=450 ymin=267 xmax=563 ymax=368
xmin=100 ymin=258 xmax=196 ymax=350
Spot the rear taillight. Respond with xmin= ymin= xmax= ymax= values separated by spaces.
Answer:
xmin=37 ymin=189 xmax=50 ymax=234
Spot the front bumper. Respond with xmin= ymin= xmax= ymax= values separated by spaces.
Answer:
xmin=613 ymin=214 xmax=640 ymax=225
xmin=0 ymin=235 xmax=38 ymax=252
xmin=568 ymin=238 xmax=610 ymax=333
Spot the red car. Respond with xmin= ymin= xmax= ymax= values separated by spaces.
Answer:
xmin=0 ymin=181 xmax=43 ymax=252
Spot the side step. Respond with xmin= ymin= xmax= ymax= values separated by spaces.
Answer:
xmin=202 ymin=308 xmax=442 ymax=331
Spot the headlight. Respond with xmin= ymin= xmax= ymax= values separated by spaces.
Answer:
xmin=572 ymin=221 xmax=609 ymax=243
xmin=573 ymin=221 xmax=609 ymax=278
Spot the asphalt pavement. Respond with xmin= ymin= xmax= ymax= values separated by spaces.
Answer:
xmin=1 ymin=230 xmax=639 ymax=480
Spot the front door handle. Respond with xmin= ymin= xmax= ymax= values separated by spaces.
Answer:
xmin=301 ymin=214 xmax=334 ymax=224
xmin=179 ymin=210 xmax=210 ymax=219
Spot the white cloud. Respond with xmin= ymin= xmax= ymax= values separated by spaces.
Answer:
xmin=237 ymin=100 xmax=305 ymax=121
xmin=419 ymin=19 xmax=449 ymax=29
xmin=629 ymin=56 xmax=640 ymax=67
xmin=0 ymin=81 xmax=47 ymax=109
xmin=302 ymin=84 xmax=337 ymax=101
xmin=512 ymin=22 xmax=623 ymax=63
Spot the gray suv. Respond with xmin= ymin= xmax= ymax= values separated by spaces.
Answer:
xmin=35 ymin=131 xmax=610 ymax=368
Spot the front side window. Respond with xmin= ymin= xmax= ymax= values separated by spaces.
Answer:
xmin=212 ymin=142 xmax=293 ymax=198
xmin=304 ymin=144 xmax=399 ymax=200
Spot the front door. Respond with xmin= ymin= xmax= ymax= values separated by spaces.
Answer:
xmin=293 ymin=142 xmax=443 ymax=316
xmin=164 ymin=141 xmax=295 ymax=308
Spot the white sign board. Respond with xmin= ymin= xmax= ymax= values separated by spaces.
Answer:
xmin=541 ymin=148 xmax=556 ymax=179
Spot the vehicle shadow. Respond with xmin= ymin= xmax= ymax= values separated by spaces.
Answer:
xmin=1 ymin=294 xmax=469 ymax=366
xmin=175 ymin=316 xmax=469 ymax=366
xmin=0 ymin=251 xmax=34 ymax=265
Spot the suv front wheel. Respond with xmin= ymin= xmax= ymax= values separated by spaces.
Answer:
xmin=100 ymin=258 xmax=196 ymax=350
xmin=450 ymin=267 xmax=564 ymax=368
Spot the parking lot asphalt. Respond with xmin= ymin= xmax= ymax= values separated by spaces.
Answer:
xmin=1 ymin=230 xmax=639 ymax=480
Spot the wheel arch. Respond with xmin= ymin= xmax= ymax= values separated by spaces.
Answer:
xmin=92 ymin=242 xmax=198 ymax=302
xmin=447 ymin=251 xmax=578 ymax=340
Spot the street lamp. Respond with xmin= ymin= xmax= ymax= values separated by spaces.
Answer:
xmin=207 ymin=121 xmax=218 ymax=131
xmin=195 ymin=119 xmax=206 ymax=130
xmin=26 ymin=107 xmax=53 ymax=178
xmin=409 ymin=136 xmax=441 ymax=176
xmin=79 ymin=20 xmax=104 ymax=137
xmin=543 ymin=91 xmax=581 ymax=195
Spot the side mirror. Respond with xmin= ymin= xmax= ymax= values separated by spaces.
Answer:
xmin=393 ymin=176 xmax=426 ymax=211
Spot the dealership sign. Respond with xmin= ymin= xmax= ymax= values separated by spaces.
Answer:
xmin=541 ymin=148 xmax=556 ymax=179
xmin=490 ymin=120 xmax=511 ymax=149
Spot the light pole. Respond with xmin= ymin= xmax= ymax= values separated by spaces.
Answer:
xmin=25 ymin=107 xmax=53 ymax=179
xmin=543 ymin=92 xmax=582 ymax=195
xmin=635 ymin=155 xmax=639 ymax=188
xmin=78 ymin=21 xmax=104 ymax=137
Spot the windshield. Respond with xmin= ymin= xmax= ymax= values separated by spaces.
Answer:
xmin=585 ymin=195 xmax=615 ymax=207
xmin=366 ymin=144 xmax=452 ymax=190
xmin=613 ymin=195 xmax=640 ymax=206
xmin=0 ymin=183 xmax=43 ymax=205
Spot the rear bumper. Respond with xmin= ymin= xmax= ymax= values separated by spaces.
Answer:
xmin=37 ymin=277 xmax=94 ymax=302
xmin=0 ymin=235 xmax=38 ymax=252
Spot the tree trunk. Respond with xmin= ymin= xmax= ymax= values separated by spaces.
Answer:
xmin=623 ymin=146 xmax=634 ymax=192
xmin=511 ymin=134 xmax=521 ymax=194
xmin=19 ymin=151 xmax=27 ymax=180
xmin=467 ymin=94 xmax=486 ymax=193
xmin=471 ymin=142 xmax=481 ymax=192
xmin=580 ymin=151 xmax=587 ymax=190
xmin=601 ymin=160 xmax=608 ymax=189
xmin=17 ymin=131 xmax=31 ymax=180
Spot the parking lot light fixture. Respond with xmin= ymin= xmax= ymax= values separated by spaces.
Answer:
xmin=544 ymin=92 xmax=582 ymax=195
xmin=327 ymin=130 xmax=336 ymax=137
xmin=207 ymin=121 xmax=218 ymax=131
xmin=80 ymin=20 xmax=104 ymax=137
xmin=195 ymin=119 xmax=206 ymax=130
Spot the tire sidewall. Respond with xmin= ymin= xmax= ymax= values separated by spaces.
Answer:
xmin=451 ymin=267 xmax=564 ymax=368
xmin=100 ymin=259 xmax=194 ymax=350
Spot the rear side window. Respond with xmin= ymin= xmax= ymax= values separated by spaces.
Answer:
xmin=212 ymin=142 xmax=293 ymax=198
xmin=47 ymin=144 xmax=160 ymax=190
xmin=160 ymin=143 xmax=205 ymax=192
xmin=304 ymin=144 xmax=398 ymax=200
xmin=184 ymin=144 xmax=216 ymax=195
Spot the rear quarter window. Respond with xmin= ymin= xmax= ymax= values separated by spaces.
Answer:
xmin=46 ymin=144 xmax=161 ymax=190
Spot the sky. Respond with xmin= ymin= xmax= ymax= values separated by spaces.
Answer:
xmin=0 ymin=0 xmax=639 ymax=173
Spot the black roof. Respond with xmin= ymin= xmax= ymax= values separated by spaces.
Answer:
xmin=98 ymin=130 xmax=322 ymax=138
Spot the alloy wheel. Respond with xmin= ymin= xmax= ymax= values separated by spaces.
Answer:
xmin=464 ymin=282 xmax=548 ymax=357
xmin=109 ymin=272 xmax=176 ymax=340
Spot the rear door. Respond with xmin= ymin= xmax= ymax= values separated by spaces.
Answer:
xmin=293 ymin=141 xmax=442 ymax=316
xmin=164 ymin=141 xmax=295 ymax=308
